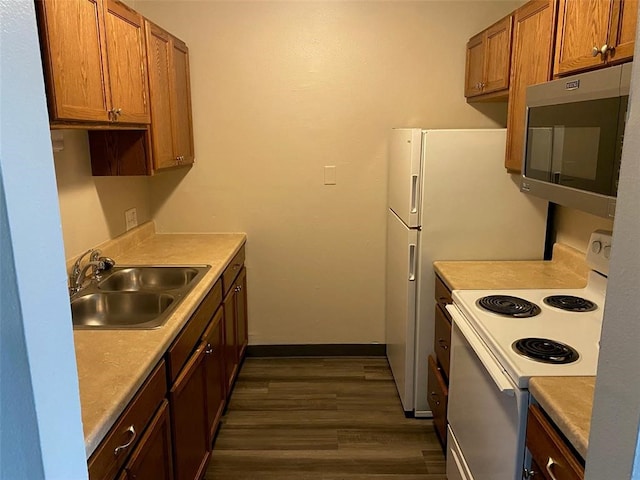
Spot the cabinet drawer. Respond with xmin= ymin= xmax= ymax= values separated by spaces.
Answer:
xmin=167 ymin=279 xmax=222 ymax=382
xmin=427 ymin=355 xmax=448 ymax=446
xmin=434 ymin=305 xmax=452 ymax=379
xmin=434 ymin=275 xmax=452 ymax=309
xmin=223 ymin=245 xmax=245 ymax=295
xmin=526 ymin=404 xmax=584 ymax=480
xmin=88 ymin=360 xmax=167 ymax=480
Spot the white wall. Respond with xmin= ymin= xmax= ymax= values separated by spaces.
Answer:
xmin=135 ymin=0 xmax=521 ymax=345
xmin=53 ymin=130 xmax=153 ymax=259
xmin=555 ymin=205 xmax=614 ymax=253
xmin=0 ymin=1 xmax=87 ymax=477
xmin=585 ymin=35 xmax=640 ymax=478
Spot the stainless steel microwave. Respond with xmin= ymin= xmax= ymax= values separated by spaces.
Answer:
xmin=521 ymin=63 xmax=632 ymax=219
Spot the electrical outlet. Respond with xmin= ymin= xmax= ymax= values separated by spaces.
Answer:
xmin=125 ymin=208 xmax=138 ymax=231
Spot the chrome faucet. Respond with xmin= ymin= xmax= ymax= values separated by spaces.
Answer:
xmin=69 ymin=249 xmax=115 ymax=295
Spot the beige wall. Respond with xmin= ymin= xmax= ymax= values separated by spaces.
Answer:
xmin=132 ymin=0 xmax=521 ymax=345
xmin=53 ymin=130 xmax=153 ymax=259
xmin=555 ymin=206 xmax=615 ymax=253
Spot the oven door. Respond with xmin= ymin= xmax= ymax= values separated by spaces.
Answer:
xmin=446 ymin=305 xmax=528 ymax=480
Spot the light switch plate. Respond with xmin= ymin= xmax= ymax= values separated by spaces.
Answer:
xmin=125 ymin=208 xmax=138 ymax=231
xmin=324 ymin=165 xmax=337 ymax=185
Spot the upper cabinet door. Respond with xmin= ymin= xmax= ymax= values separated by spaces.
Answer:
xmin=170 ymin=37 xmax=195 ymax=165
xmin=36 ymin=0 xmax=112 ymax=122
xmin=607 ymin=0 xmax=638 ymax=63
xmin=104 ymin=0 xmax=150 ymax=124
xmin=146 ymin=21 xmax=176 ymax=170
xmin=464 ymin=15 xmax=513 ymax=99
xmin=505 ymin=0 xmax=558 ymax=173
xmin=553 ymin=0 xmax=637 ymax=75
xmin=482 ymin=16 xmax=513 ymax=94
xmin=465 ymin=33 xmax=485 ymax=97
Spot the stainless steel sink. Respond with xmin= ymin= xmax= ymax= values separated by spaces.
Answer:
xmin=97 ymin=266 xmax=202 ymax=291
xmin=71 ymin=265 xmax=210 ymax=329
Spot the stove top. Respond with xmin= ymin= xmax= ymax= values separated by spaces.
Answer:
xmin=452 ymin=271 xmax=606 ymax=388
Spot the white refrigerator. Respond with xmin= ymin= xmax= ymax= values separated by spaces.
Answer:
xmin=385 ymin=128 xmax=548 ymax=415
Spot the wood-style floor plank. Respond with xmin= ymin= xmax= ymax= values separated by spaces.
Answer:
xmin=206 ymin=357 xmax=447 ymax=479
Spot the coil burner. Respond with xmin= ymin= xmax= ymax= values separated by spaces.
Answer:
xmin=512 ymin=337 xmax=579 ymax=364
xmin=477 ymin=295 xmax=541 ymax=318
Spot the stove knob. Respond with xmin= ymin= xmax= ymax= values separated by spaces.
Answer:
xmin=591 ymin=240 xmax=602 ymax=254
xmin=603 ymin=245 xmax=612 ymax=259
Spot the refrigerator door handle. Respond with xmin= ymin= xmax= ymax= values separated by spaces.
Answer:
xmin=410 ymin=175 xmax=419 ymax=214
xmin=408 ymin=244 xmax=416 ymax=281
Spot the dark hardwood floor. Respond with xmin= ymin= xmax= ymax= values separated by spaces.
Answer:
xmin=206 ymin=357 xmax=447 ymax=479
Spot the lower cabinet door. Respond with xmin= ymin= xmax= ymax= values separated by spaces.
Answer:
xmin=203 ymin=308 xmax=226 ymax=446
xmin=427 ymin=355 xmax=448 ymax=446
xmin=170 ymin=343 xmax=210 ymax=480
xmin=223 ymin=288 xmax=238 ymax=392
xmin=124 ymin=400 xmax=173 ymax=480
xmin=235 ymin=267 xmax=248 ymax=360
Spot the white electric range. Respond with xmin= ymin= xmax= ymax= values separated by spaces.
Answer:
xmin=445 ymin=230 xmax=611 ymax=480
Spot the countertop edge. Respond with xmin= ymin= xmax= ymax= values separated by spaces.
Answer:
xmin=529 ymin=376 xmax=595 ymax=459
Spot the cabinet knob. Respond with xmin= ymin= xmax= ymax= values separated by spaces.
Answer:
xmin=205 ymin=343 xmax=214 ymax=355
xmin=438 ymin=339 xmax=448 ymax=350
xmin=592 ymin=44 xmax=612 ymax=58
xmin=234 ymin=285 xmax=242 ymax=293
xmin=523 ymin=468 xmax=536 ymax=478
xmin=430 ymin=392 xmax=440 ymax=406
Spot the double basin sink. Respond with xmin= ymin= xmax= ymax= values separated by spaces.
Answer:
xmin=71 ymin=265 xmax=210 ymax=329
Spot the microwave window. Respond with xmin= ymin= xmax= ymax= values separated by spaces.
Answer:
xmin=525 ymin=97 xmax=623 ymax=196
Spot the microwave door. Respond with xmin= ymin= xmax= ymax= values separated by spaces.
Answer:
xmin=527 ymin=127 xmax=554 ymax=181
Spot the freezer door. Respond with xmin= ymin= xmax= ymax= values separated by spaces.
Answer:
xmin=385 ymin=209 xmax=419 ymax=412
xmin=388 ymin=128 xmax=422 ymax=228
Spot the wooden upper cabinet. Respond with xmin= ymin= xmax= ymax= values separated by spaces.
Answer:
xmin=170 ymin=38 xmax=195 ymax=165
xmin=554 ymin=0 xmax=638 ymax=76
xmin=505 ymin=0 xmax=558 ymax=172
xmin=35 ymin=0 xmax=149 ymax=125
xmin=483 ymin=17 xmax=514 ymax=94
xmin=608 ymin=0 xmax=638 ymax=63
xmin=104 ymin=0 xmax=150 ymax=124
xmin=146 ymin=22 xmax=177 ymax=170
xmin=465 ymin=15 xmax=513 ymax=100
xmin=465 ymin=33 xmax=485 ymax=97
xmin=145 ymin=22 xmax=195 ymax=172
xmin=36 ymin=0 xmax=111 ymax=122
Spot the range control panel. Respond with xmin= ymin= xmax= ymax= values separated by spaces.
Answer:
xmin=587 ymin=229 xmax=613 ymax=276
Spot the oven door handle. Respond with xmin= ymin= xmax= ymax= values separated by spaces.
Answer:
xmin=446 ymin=304 xmax=515 ymax=396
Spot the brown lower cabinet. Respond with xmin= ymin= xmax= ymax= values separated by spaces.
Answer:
xmin=88 ymin=245 xmax=248 ymax=480
xmin=122 ymin=401 xmax=173 ymax=480
xmin=170 ymin=343 xmax=210 ymax=480
xmin=223 ymin=266 xmax=248 ymax=391
xmin=526 ymin=404 xmax=584 ymax=480
xmin=203 ymin=308 xmax=226 ymax=445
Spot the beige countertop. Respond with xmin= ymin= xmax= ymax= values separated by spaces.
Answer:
xmin=529 ymin=376 xmax=596 ymax=459
xmin=434 ymin=243 xmax=589 ymax=291
xmin=72 ymin=223 xmax=246 ymax=457
xmin=434 ymin=243 xmax=594 ymax=459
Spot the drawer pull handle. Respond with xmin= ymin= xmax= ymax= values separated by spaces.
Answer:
xmin=430 ymin=392 xmax=440 ymax=406
xmin=545 ymin=457 xmax=559 ymax=480
xmin=438 ymin=339 xmax=448 ymax=350
xmin=523 ymin=468 xmax=536 ymax=478
xmin=205 ymin=343 xmax=214 ymax=355
xmin=114 ymin=425 xmax=136 ymax=456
